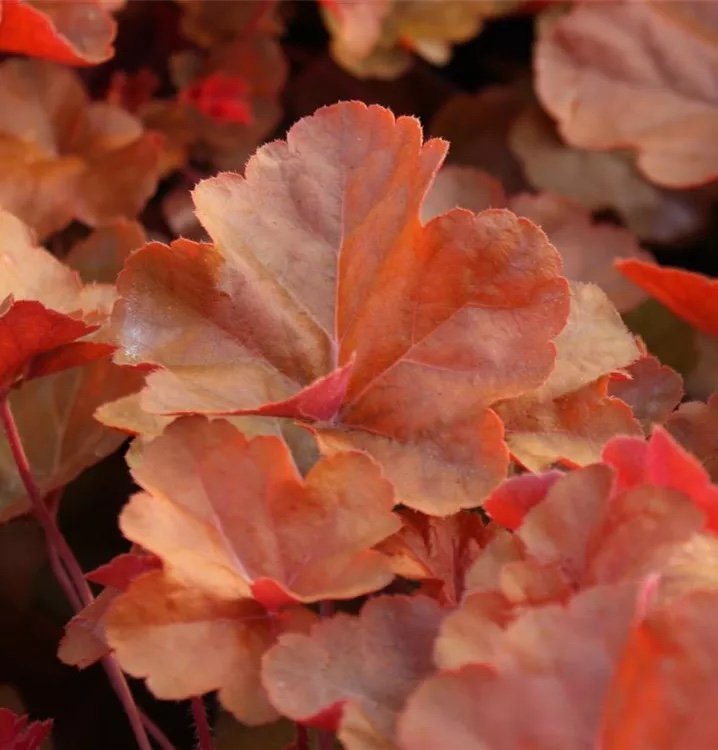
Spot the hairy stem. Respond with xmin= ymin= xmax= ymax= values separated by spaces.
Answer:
xmin=316 ymin=601 xmax=336 ymax=749
xmin=0 ymin=394 xmax=156 ymax=750
xmin=295 ymin=724 xmax=310 ymax=750
xmin=191 ymin=696 xmax=214 ymax=750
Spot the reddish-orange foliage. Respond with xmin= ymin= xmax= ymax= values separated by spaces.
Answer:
xmin=0 ymin=0 xmax=116 ymax=66
xmin=0 ymin=5 xmax=716 ymax=747
xmin=618 ymin=259 xmax=718 ymax=338
xmin=113 ymin=101 xmax=570 ymax=514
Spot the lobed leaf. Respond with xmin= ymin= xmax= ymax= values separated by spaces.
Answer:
xmin=114 ymin=101 xmax=570 ymax=514
xmin=121 ymin=416 xmax=400 ymax=608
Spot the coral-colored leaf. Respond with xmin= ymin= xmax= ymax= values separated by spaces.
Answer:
xmin=262 ymin=595 xmax=444 ymax=747
xmin=617 ymin=259 xmax=718 ymax=338
xmin=603 ymin=427 xmax=718 ymax=532
xmin=121 ymin=416 xmax=400 ymax=607
xmin=105 ymin=570 xmax=315 ymax=723
xmin=114 ymin=102 xmax=570 ymax=514
xmin=420 ymin=165 xmax=506 ymax=223
xmin=179 ymin=72 xmax=253 ymax=125
xmin=60 ymin=551 xmax=162 ymax=670
xmin=0 ymin=0 xmax=116 ymax=66
xmin=536 ymin=2 xmax=718 ymax=187
xmin=86 ymin=552 xmax=162 ymax=591
xmin=600 ymin=591 xmax=718 ymax=749
xmin=399 ymin=584 xmax=640 ymax=750
xmin=483 ymin=470 xmax=562 ymax=531
xmin=0 ymin=707 xmax=52 ymax=750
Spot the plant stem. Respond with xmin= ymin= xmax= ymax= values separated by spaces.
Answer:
xmin=140 ymin=710 xmax=177 ymax=750
xmin=294 ymin=724 xmax=310 ymax=750
xmin=190 ymin=696 xmax=214 ymax=750
xmin=43 ymin=489 xmax=84 ymax=611
xmin=0 ymin=393 xmax=155 ymax=750
xmin=316 ymin=602 xmax=336 ymax=749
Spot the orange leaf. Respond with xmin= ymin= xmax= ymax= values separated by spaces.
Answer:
xmin=0 ymin=0 xmax=116 ymax=66
xmin=114 ymin=102 xmax=570 ymax=514
xmin=420 ymin=165 xmax=506 ymax=223
xmin=105 ymin=570 xmax=315 ymax=724
xmin=121 ymin=416 xmax=400 ymax=608
xmin=483 ymin=469 xmax=562 ymax=531
xmin=496 ymin=282 xmax=641 ymax=470
xmin=600 ymin=591 xmax=718 ymax=749
xmin=617 ymin=259 xmax=718 ymax=338
xmin=262 ymin=595 xmax=444 ymax=747
xmin=536 ymin=2 xmax=718 ymax=188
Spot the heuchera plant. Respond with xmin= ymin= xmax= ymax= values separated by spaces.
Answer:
xmin=2 ymin=2 xmax=718 ymax=749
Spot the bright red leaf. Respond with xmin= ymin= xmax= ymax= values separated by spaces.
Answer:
xmin=0 ymin=0 xmax=116 ymax=66
xmin=0 ymin=708 xmax=52 ymax=750
xmin=617 ymin=259 xmax=718 ymax=338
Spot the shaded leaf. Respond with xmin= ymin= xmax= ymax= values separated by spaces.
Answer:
xmin=262 ymin=595 xmax=444 ymax=748
xmin=536 ymin=2 xmax=718 ymax=187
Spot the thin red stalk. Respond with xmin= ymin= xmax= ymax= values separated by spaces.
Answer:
xmin=140 ymin=710 xmax=177 ymax=750
xmin=0 ymin=396 xmax=93 ymax=606
xmin=0 ymin=394 xmax=154 ymax=750
xmin=101 ymin=657 xmax=153 ymax=750
xmin=316 ymin=601 xmax=336 ymax=749
xmin=43 ymin=488 xmax=84 ymax=611
xmin=295 ymin=724 xmax=310 ymax=750
xmin=190 ymin=696 xmax=214 ymax=750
